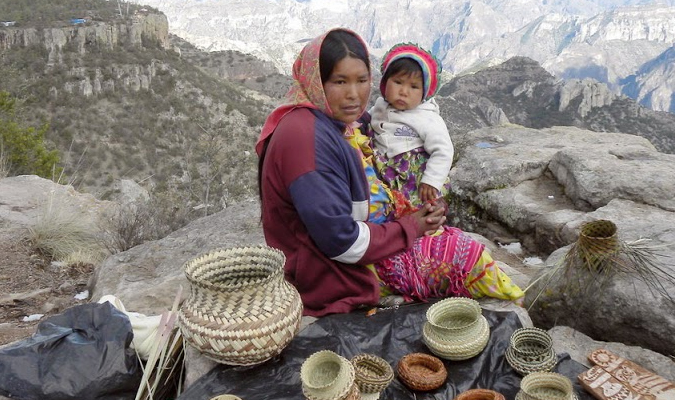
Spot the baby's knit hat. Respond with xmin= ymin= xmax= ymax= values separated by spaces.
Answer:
xmin=380 ymin=43 xmax=442 ymax=101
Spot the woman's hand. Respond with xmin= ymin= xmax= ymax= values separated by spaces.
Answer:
xmin=411 ymin=202 xmax=446 ymax=237
xmin=418 ymin=183 xmax=439 ymax=203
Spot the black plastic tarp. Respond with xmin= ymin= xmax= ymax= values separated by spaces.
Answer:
xmin=0 ymin=302 xmax=142 ymax=400
xmin=178 ymin=301 xmax=594 ymax=400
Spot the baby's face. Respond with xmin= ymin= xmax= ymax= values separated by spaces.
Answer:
xmin=384 ymin=71 xmax=424 ymax=111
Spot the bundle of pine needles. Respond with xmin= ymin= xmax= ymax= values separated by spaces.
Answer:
xmin=135 ymin=287 xmax=185 ymax=400
xmin=527 ymin=219 xmax=675 ymax=309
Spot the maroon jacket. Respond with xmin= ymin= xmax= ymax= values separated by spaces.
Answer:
xmin=259 ymin=108 xmax=418 ymax=317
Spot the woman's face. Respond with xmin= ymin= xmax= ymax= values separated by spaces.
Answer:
xmin=323 ymin=56 xmax=371 ymax=124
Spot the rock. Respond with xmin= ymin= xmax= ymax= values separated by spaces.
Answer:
xmin=549 ymin=326 xmax=675 ymax=382
xmin=89 ymin=198 xmax=265 ymax=315
xmin=523 ymin=199 xmax=675 ymax=357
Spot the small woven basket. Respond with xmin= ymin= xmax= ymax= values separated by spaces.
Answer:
xmin=506 ymin=328 xmax=557 ymax=376
xmin=454 ymin=388 xmax=506 ymax=400
xmin=350 ymin=353 xmax=394 ymax=395
xmin=178 ymin=245 xmax=303 ymax=366
xmin=576 ymin=220 xmax=620 ymax=270
xmin=516 ymin=372 xmax=575 ymax=400
xmin=397 ymin=353 xmax=447 ymax=392
xmin=301 ymin=350 xmax=355 ymax=400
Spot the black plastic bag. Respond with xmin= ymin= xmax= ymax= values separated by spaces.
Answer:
xmin=0 ymin=302 xmax=142 ymax=400
xmin=178 ymin=301 xmax=594 ymax=400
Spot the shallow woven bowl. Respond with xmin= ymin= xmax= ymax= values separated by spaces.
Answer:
xmin=351 ymin=353 xmax=394 ymax=394
xmin=426 ymin=297 xmax=482 ymax=337
xmin=516 ymin=372 xmax=575 ymax=400
xmin=301 ymin=350 xmax=355 ymax=400
xmin=397 ymin=353 xmax=447 ymax=392
xmin=454 ymin=388 xmax=506 ymax=400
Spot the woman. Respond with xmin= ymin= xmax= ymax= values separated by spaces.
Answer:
xmin=257 ymin=28 xmax=522 ymax=317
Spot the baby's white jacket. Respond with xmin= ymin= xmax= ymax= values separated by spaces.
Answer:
xmin=369 ymin=96 xmax=454 ymax=191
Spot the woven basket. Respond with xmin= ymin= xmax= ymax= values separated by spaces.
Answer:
xmin=426 ymin=297 xmax=483 ymax=338
xmin=351 ymin=353 xmax=394 ymax=395
xmin=454 ymin=388 xmax=506 ymax=400
xmin=178 ymin=245 xmax=303 ymax=366
xmin=301 ymin=350 xmax=355 ymax=400
xmin=423 ymin=315 xmax=490 ymax=360
xmin=506 ymin=328 xmax=557 ymax=376
xmin=576 ymin=220 xmax=620 ymax=271
xmin=516 ymin=372 xmax=575 ymax=400
xmin=397 ymin=353 xmax=447 ymax=392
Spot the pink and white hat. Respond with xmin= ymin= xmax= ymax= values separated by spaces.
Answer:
xmin=380 ymin=43 xmax=442 ymax=101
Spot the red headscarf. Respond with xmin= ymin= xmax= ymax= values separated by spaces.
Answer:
xmin=255 ymin=28 xmax=371 ymax=156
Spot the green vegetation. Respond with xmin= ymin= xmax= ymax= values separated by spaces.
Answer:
xmin=0 ymin=0 xmax=154 ymax=27
xmin=0 ymin=91 xmax=62 ymax=178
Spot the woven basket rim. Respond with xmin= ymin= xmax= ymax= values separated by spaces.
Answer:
xmin=509 ymin=327 xmax=553 ymax=357
xmin=453 ymin=388 xmax=506 ymax=400
xmin=183 ymin=245 xmax=286 ymax=290
xmin=580 ymin=220 xmax=617 ymax=239
xmin=426 ymin=297 xmax=481 ymax=331
xmin=520 ymin=372 xmax=574 ymax=400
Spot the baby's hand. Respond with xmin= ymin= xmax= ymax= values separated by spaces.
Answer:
xmin=419 ymin=183 xmax=439 ymax=203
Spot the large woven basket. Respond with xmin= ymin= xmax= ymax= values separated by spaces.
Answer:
xmin=516 ymin=372 xmax=575 ymax=400
xmin=178 ymin=245 xmax=303 ymax=366
xmin=301 ymin=350 xmax=356 ymax=400
xmin=454 ymin=388 xmax=506 ymax=400
xmin=397 ymin=353 xmax=447 ymax=392
xmin=505 ymin=327 xmax=557 ymax=376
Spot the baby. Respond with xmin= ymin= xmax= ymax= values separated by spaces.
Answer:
xmin=369 ymin=43 xmax=453 ymax=207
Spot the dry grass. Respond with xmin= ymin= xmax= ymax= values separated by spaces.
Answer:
xmin=28 ymin=194 xmax=107 ymax=265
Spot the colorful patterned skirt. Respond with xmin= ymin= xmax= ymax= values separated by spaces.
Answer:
xmin=374 ymin=226 xmax=483 ymax=301
xmin=374 ymin=147 xmax=452 ymax=207
xmin=373 ymin=227 xmax=524 ymax=303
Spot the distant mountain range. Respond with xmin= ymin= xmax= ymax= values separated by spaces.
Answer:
xmin=132 ymin=0 xmax=675 ymax=113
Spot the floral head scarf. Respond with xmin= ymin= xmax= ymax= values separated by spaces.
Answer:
xmin=255 ymin=28 xmax=371 ymax=156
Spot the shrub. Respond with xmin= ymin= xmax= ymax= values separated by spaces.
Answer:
xmin=0 ymin=92 xmax=62 ymax=178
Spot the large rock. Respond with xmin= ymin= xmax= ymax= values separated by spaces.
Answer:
xmin=447 ymin=125 xmax=675 ymax=357
xmin=89 ymin=198 xmax=265 ymax=314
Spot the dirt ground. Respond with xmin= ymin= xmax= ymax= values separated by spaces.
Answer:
xmin=0 ymin=227 xmax=93 ymax=347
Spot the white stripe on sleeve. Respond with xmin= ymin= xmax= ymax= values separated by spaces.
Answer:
xmin=332 ymin=221 xmax=370 ymax=264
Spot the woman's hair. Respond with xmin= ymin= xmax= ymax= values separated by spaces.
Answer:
xmin=381 ymin=57 xmax=422 ymax=87
xmin=319 ymin=29 xmax=370 ymax=83
xmin=258 ymin=29 xmax=370 ymax=210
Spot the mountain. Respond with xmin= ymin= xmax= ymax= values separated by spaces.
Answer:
xmin=436 ymin=56 xmax=675 ymax=154
xmin=0 ymin=0 xmax=276 ymax=218
xmin=131 ymin=0 xmax=675 ymax=113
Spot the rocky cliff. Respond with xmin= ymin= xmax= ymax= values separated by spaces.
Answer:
xmin=437 ymin=57 xmax=675 ymax=154
xmin=0 ymin=13 xmax=169 ymax=53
